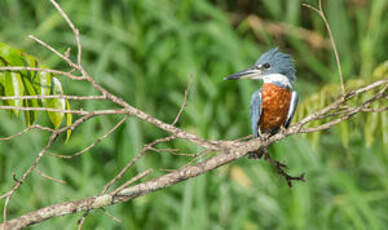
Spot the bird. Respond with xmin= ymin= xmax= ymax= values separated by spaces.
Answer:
xmin=225 ymin=47 xmax=298 ymax=159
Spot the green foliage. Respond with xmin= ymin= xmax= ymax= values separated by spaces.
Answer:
xmin=0 ymin=0 xmax=387 ymax=230
xmin=0 ymin=42 xmax=72 ymax=134
xmin=295 ymin=61 xmax=388 ymax=149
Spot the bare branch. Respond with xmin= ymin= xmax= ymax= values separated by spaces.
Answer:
xmin=0 ymin=0 xmax=387 ymax=228
xmin=48 ymin=0 xmax=82 ymax=67
xmin=2 ymin=132 xmax=59 ymax=226
xmin=28 ymin=35 xmax=80 ymax=71
xmin=171 ymin=73 xmax=193 ymax=126
xmin=0 ymin=125 xmax=54 ymax=141
xmin=79 ymin=73 xmax=218 ymax=149
xmin=0 ymin=105 xmax=127 ymax=115
xmin=34 ymin=169 xmax=66 ymax=185
xmin=0 ymin=95 xmax=106 ymax=101
xmin=76 ymin=211 xmax=89 ymax=230
xmin=111 ymin=169 xmax=153 ymax=195
xmin=100 ymin=136 xmax=177 ymax=194
xmin=360 ymin=106 xmax=388 ymax=112
xmin=296 ymin=79 xmax=388 ymax=130
xmin=302 ymin=0 xmax=345 ymax=97
xmin=0 ymin=66 xmax=84 ymax=80
xmin=298 ymin=84 xmax=388 ymax=133
xmin=50 ymin=115 xmax=129 ymax=158
xmin=170 ymin=152 xmax=197 ymax=157
xmin=101 ymin=209 xmax=121 ymax=224
xmin=0 ymin=77 xmax=386 ymax=228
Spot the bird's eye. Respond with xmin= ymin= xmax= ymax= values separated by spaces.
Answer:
xmin=263 ymin=63 xmax=271 ymax=69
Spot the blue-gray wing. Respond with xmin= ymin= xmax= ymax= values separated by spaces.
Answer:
xmin=284 ymin=91 xmax=298 ymax=128
xmin=250 ymin=90 xmax=262 ymax=138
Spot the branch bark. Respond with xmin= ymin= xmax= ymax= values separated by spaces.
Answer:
xmin=1 ymin=77 xmax=387 ymax=229
xmin=0 ymin=0 xmax=387 ymax=229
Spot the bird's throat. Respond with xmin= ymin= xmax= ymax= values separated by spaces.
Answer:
xmin=262 ymin=73 xmax=292 ymax=89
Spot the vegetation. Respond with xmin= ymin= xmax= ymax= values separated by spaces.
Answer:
xmin=0 ymin=0 xmax=387 ymax=229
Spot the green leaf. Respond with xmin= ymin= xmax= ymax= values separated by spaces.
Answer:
xmin=47 ymin=77 xmax=65 ymax=129
xmin=296 ymin=60 xmax=388 ymax=147
xmin=1 ymin=42 xmax=72 ymax=140
xmin=4 ymin=71 xmax=25 ymax=117
xmin=0 ymin=72 xmax=6 ymax=101
xmin=0 ymin=43 xmax=28 ymax=76
xmin=65 ymin=100 xmax=72 ymax=142
xmin=21 ymin=76 xmax=39 ymax=126
xmin=38 ymin=71 xmax=52 ymax=105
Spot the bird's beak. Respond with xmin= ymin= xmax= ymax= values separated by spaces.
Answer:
xmin=224 ymin=66 xmax=263 ymax=80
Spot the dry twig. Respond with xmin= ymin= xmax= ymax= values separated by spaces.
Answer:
xmin=302 ymin=0 xmax=345 ymax=97
xmin=0 ymin=0 xmax=387 ymax=229
xmin=172 ymin=73 xmax=193 ymax=126
xmin=33 ymin=169 xmax=66 ymax=185
xmin=49 ymin=115 xmax=129 ymax=159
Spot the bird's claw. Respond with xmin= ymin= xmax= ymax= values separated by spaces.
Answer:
xmin=248 ymin=150 xmax=264 ymax=159
xmin=258 ymin=128 xmax=270 ymax=142
xmin=280 ymin=125 xmax=287 ymax=134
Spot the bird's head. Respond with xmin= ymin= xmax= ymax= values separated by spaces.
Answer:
xmin=225 ymin=47 xmax=296 ymax=85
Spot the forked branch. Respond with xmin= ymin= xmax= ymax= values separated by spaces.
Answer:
xmin=0 ymin=0 xmax=387 ymax=229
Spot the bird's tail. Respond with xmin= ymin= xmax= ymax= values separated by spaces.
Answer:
xmin=248 ymin=147 xmax=267 ymax=159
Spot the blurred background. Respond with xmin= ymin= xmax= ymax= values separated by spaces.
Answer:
xmin=1 ymin=0 xmax=388 ymax=229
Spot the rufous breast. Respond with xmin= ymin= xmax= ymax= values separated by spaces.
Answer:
xmin=258 ymin=83 xmax=292 ymax=133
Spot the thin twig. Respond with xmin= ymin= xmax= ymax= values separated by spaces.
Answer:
xmin=111 ymin=169 xmax=153 ymax=195
xmin=48 ymin=0 xmax=82 ymax=67
xmin=302 ymin=0 xmax=345 ymax=97
xmin=77 ymin=211 xmax=89 ymax=230
xmin=0 ymin=66 xmax=84 ymax=80
xmin=172 ymin=73 xmax=193 ymax=126
xmin=1 ymin=0 xmax=387 ymax=228
xmin=0 ymin=105 xmax=127 ymax=115
xmin=34 ymin=169 xmax=66 ymax=185
xmin=78 ymin=168 xmax=152 ymax=229
xmin=0 ymin=82 xmax=386 ymax=228
xmin=0 ymin=95 xmax=106 ymax=101
xmin=298 ymin=84 xmax=388 ymax=133
xmin=100 ymin=208 xmax=121 ymax=224
xmin=100 ymin=136 xmax=177 ymax=194
xmin=296 ymin=79 xmax=388 ymax=131
xmin=28 ymin=35 xmax=80 ymax=71
xmin=361 ymin=107 xmax=388 ymax=112
xmin=170 ymin=152 xmax=198 ymax=157
xmin=0 ymin=125 xmax=54 ymax=141
xmin=82 ymin=72 xmax=218 ymax=149
xmin=148 ymin=147 xmax=179 ymax=153
xmin=50 ymin=115 xmax=129 ymax=159
xmin=2 ymin=132 xmax=59 ymax=227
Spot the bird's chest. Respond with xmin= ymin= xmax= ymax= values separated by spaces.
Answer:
xmin=259 ymin=83 xmax=292 ymax=132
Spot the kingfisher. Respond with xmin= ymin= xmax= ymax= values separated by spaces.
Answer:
xmin=225 ymin=47 xmax=298 ymax=159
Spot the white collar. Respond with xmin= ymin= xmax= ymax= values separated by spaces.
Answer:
xmin=262 ymin=73 xmax=292 ymax=89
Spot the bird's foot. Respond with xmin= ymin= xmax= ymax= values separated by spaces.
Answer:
xmin=258 ymin=128 xmax=270 ymax=142
xmin=279 ymin=125 xmax=288 ymax=134
xmin=262 ymin=149 xmax=305 ymax=188
xmin=248 ymin=149 xmax=264 ymax=160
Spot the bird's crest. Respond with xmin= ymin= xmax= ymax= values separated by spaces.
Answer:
xmin=255 ymin=47 xmax=296 ymax=82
